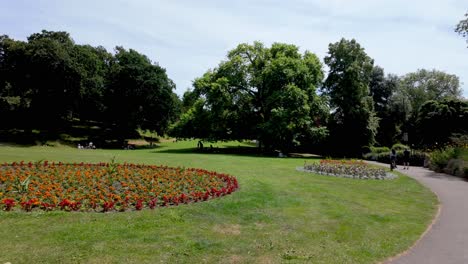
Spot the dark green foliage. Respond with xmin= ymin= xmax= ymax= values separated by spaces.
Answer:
xmin=370 ymin=68 xmax=401 ymax=147
xmin=0 ymin=30 xmax=179 ymax=143
xmin=391 ymin=143 xmax=409 ymax=151
xmin=416 ymin=99 xmax=468 ymax=146
xmin=369 ymin=146 xmax=390 ymax=154
xmin=406 ymin=135 xmax=468 ymax=178
xmin=323 ymin=38 xmax=377 ymax=156
xmin=105 ymin=47 xmax=180 ymax=138
xmin=363 ymin=150 xmax=427 ymax=166
xmin=399 ymin=69 xmax=461 ymax=116
xmin=170 ymin=42 xmax=328 ymax=151
xmin=386 ymin=69 xmax=463 ymax=148
xmin=429 ymin=147 xmax=458 ymax=170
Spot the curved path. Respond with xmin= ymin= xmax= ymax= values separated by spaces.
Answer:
xmin=368 ymin=162 xmax=468 ymax=264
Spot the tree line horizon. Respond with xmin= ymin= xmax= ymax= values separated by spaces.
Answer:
xmin=0 ymin=30 xmax=467 ymax=156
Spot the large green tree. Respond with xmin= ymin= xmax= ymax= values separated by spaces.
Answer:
xmin=385 ymin=69 xmax=462 ymax=147
xmin=27 ymin=31 xmax=80 ymax=129
xmin=0 ymin=35 xmax=30 ymax=127
xmin=70 ymin=44 xmax=112 ymax=121
xmin=0 ymin=31 xmax=80 ymax=130
xmin=399 ymin=69 xmax=461 ymax=116
xmin=369 ymin=66 xmax=401 ymax=146
xmin=416 ymin=99 xmax=468 ymax=146
xmin=105 ymin=47 xmax=180 ymax=138
xmin=0 ymin=30 xmax=180 ymax=144
xmin=171 ymin=42 xmax=328 ymax=151
xmin=323 ymin=38 xmax=377 ymax=156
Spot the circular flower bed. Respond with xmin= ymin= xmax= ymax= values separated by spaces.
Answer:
xmin=0 ymin=161 xmax=239 ymax=212
xmin=299 ymin=159 xmax=395 ymax=180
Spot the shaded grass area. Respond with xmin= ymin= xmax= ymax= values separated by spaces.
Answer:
xmin=0 ymin=140 xmax=437 ymax=263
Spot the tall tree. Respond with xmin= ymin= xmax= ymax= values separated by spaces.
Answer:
xmin=171 ymin=42 xmax=328 ymax=151
xmin=399 ymin=69 xmax=461 ymax=116
xmin=323 ymin=38 xmax=377 ymax=156
xmin=26 ymin=31 xmax=82 ymax=130
xmin=0 ymin=30 xmax=180 ymax=144
xmin=0 ymin=31 xmax=80 ymax=131
xmin=105 ymin=47 xmax=179 ymax=139
xmin=0 ymin=35 xmax=30 ymax=128
xmin=370 ymin=66 xmax=397 ymax=114
xmin=416 ymin=99 xmax=468 ymax=146
xmin=70 ymin=44 xmax=112 ymax=121
xmin=385 ymin=69 xmax=462 ymax=147
xmin=369 ymin=67 xmax=401 ymax=147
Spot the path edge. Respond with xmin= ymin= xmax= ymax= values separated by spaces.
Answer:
xmin=378 ymin=169 xmax=442 ymax=264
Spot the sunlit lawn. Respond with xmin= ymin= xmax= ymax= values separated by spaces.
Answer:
xmin=0 ymin=140 xmax=437 ymax=263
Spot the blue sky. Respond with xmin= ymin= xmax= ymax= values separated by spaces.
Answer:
xmin=1 ymin=0 xmax=467 ymax=97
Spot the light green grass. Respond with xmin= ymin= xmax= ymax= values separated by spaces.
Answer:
xmin=0 ymin=141 xmax=437 ymax=263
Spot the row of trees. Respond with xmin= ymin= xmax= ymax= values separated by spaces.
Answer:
xmin=171 ymin=39 xmax=466 ymax=155
xmin=0 ymin=30 xmax=180 ymax=141
xmin=1 ymin=29 xmax=467 ymax=155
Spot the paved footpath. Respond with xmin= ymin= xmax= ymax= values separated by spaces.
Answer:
xmin=368 ymin=162 xmax=468 ymax=264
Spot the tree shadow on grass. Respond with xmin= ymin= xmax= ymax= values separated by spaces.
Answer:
xmin=152 ymin=146 xmax=323 ymax=160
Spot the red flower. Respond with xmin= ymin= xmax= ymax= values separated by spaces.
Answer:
xmin=135 ymin=199 xmax=143 ymax=210
xmin=2 ymin=198 xmax=15 ymax=211
xmin=102 ymin=201 xmax=114 ymax=212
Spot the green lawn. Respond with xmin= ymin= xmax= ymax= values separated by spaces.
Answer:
xmin=0 ymin=141 xmax=437 ymax=263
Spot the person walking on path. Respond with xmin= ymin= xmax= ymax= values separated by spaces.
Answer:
xmin=403 ymin=148 xmax=410 ymax=170
xmin=390 ymin=149 xmax=397 ymax=170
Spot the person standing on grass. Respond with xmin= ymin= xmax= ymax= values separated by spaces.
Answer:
xmin=403 ymin=148 xmax=410 ymax=170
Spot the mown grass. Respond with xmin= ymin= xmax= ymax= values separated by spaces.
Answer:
xmin=0 ymin=140 xmax=437 ymax=263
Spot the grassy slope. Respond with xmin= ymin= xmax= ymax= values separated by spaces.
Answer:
xmin=0 ymin=141 xmax=437 ymax=263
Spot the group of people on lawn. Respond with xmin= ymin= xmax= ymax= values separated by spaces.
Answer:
xmin=77 ymin=142 xmax=96 ymax=149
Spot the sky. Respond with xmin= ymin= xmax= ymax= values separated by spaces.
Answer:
xmin=1 ymin=0 xmax=467 ymax=97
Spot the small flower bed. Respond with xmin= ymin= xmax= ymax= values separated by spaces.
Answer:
xmin=301 ymin=159 xmax=393 ymax=180
xmin=0 ymin=161 xmax=239 ymax=212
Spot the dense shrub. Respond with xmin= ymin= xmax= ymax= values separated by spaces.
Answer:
xmin=428 ymin=147 xmax=467 ymax=178
xmin=369 ymin=146 xmax=390 ymax=154
xmin=428 ymin=147 xmax=459 ymax=172
xmin=444 ymin=159 xmax=466 ymax=177
xmin=363 ymin=150 xmax=427 ymax=166
xmin=392 ymin=143 xmax=409 ymax=151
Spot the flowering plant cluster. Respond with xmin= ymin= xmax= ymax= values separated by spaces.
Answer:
xmin=0 ymin=161 xmax=239 ymax=212
xmin=303 ymin=159 xmax=391 ymax=180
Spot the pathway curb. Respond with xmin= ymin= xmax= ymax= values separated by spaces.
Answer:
xmin=380 ymin=194 xmax=441 ymax=264
xmin=367 ymin=161 xmax=468 ymax=264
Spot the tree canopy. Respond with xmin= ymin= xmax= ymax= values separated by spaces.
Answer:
xmin=456 ymin=11 xmax=468 ymax=46
xmin=170 ymin=42 xmax=329 ymax=151
xmin=0 ymin=30 xmax=180 ymax=144
xmin=323 ymin=38 xmax=377 ymax=156
xmin=2 ymin=30 xmax=464 ymax=154
xmin=369 ymin=66 xmax=401 ymax=147
xmin=416 ymin=99 xmax=468 ymax=146
xmin=399 ymin=69 xmax=461 ymax=116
